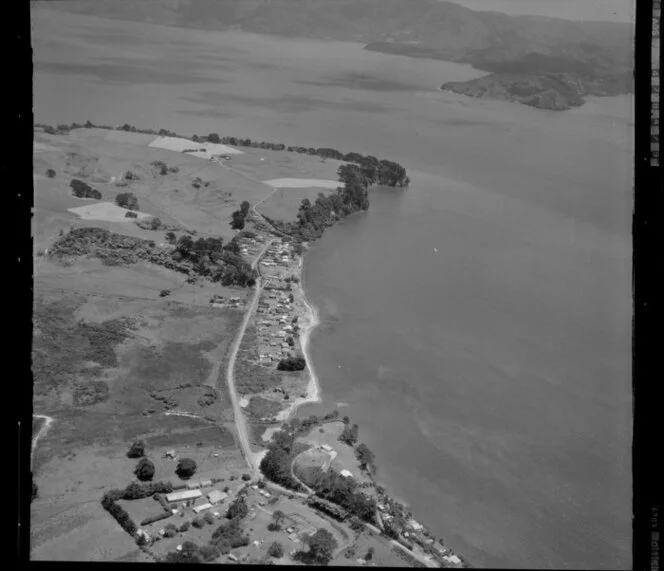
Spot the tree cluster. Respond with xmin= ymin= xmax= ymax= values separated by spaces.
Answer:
xmin=175 ymin=458 xmax=197 ymax=480
xmin=293 ymin=528 xmax=338 ymax=566
xmin=134 ymin=457 xmax=156 ymax=481
xmin=70 ymin=178 xmax=102 ymax=200
xmin=268 ymin=541 xmax=285 ymax=558
xmin=297 ymin=465 xmax=377 ymax=524
xmin=150 ymin=160 xmax=179 ymax=176
xmin=276 ymin=355 xmax=306 ymax=371
xmin=225 ymin=494 xmax=249 ymax=520
xmin=115 ymin=192 xmax=139 ymax=211
xmin=210 ymin=517 xmax=250 ymax=551
xmin=163 ymin=541 xmax=205 ymax=563
xmin=338 ymin=423 xmax=359 ymax=446
xmin=354 ymin=443 xmax=376 ymax=474
xmin=172 ymin=234 xmax=256 ymax=287
xmin=230 ymin=201 xmax=251 ymax=230
xmin=127 ymin=439 xmax=146 ymax=458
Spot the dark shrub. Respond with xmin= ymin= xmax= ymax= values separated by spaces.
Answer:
xmin=241 ymin=473 xmax=251 ymax=481
xmin=46 ymin=168 xmax=56 ymax=178
xmin=125 ymin=211 xmax=138 ymax=218
xmin=175 ymin=458 xmax=197 ymax=479
xmin=192 ymin=517 xmax=206 ymax=529
xmin=268 ymin=542 xmax=284 ymax=558
xmin=163 ymin=528 xmax=177 ymax=538
xmin=179 ymin=521 xmax=190 ymax=532
xmin=165 ymin=231 xmax=177 ymax=244
xmin=199 ymin=545 xmax=220 ymax=562
xmin=204 ymin=512 xmax=216 ymax=525
xmin=134 ymin=458 xmax=156 ymax=482
xmin=267 ymin=522 xmax=279 ymax=532
xmin=127 ymin=439 xmax=146 ymax=458
xmin=159 ymin=289 xmax=171 ymax=298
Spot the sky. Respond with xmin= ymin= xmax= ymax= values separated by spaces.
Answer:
xmin=446 ymin=0 xmax=634 ymax=22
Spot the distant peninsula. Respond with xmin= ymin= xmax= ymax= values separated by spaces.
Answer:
xmin=439 ymin=70 xmax=633 ymax=111
xmin=46 ymin=0 xmax=633 ymax=110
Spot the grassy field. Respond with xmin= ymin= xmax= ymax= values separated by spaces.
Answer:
xmin=34 ymin=127 xmax=346 ymax=251
xmin=295 ymin=422 xmax=375 ymax=489
xmin=30 ymin=125 xmax=381 ymax=564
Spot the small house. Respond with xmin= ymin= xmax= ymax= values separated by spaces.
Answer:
xmin=340 ymin=469 xmax=353 ymax=478
xmin=186 ymin=482 xmax=201 ymax=490
xmin=208 ymin=490 xmax=228 ymax=505
xmin=193 ymin=502 xmax=212 ymax=514
xmin=321 ymin=444 xmax=333 ymax=453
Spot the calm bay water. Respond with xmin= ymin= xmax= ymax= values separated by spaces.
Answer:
xmin=33 ymin=8 xmax=633 ymax=568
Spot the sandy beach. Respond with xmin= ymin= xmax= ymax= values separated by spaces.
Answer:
xmin=275 ymin=252 xmax=322 ymax=421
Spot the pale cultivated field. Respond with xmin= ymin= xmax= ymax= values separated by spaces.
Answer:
xmin=68 ymin=201 xmax=151 ymax=221
xmin=263 ymin=178 xmax=340 ymax=189
xmin=148 ymin=135 xmax=244 ymax=156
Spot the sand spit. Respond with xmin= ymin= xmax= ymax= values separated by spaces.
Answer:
xmin=68 ymin=202 xmax=151 ymax=222
xmin=148 ymin=136 xmax=244 ymax=157
xmin=262 ymin=178 xmax=341 ymax=189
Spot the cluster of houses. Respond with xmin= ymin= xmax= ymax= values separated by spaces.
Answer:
xmin=253 ymin=240 xmax=302 ymax=366
xmin=161 ymin=481 xmax=230 ymax=519
xmin=209 ymin=294 xmax=246 ymax=309
xmin=236 ymin=234 xmax=265 ymax=261
xmin=375 ymin=497 xmax=463 ymax=568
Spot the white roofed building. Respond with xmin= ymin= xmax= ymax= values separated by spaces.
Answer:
xmin=165 ymin=490 xmax=202 ymax=503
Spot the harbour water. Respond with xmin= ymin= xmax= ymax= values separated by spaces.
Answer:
xmin=32 ymin=9 xmax=633 ymax=568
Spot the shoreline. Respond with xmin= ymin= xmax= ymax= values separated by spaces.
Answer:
xmin=276 ymin=250 xmax=322 ymax=421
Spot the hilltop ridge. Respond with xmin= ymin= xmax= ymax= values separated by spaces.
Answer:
xmin=35 ymin=0 xmax=632 ymax=109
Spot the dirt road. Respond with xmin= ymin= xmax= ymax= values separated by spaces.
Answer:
xmin=225 ymin=238 xmax=278 ymax=479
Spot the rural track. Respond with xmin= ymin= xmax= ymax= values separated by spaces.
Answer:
xmin=225 ymin=237 xmax=279 ymax=480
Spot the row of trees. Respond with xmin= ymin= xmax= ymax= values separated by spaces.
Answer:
xmin=38 ymin=121 xmax=409 ymax=188
xmin=126 ymin=439 xmax=197 ymax=480
xmin=100 ymin=480 xmax=174 ymax=539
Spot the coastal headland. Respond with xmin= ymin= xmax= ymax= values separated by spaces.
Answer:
xmin=31 ymin=121 xmax=462 ymax=567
